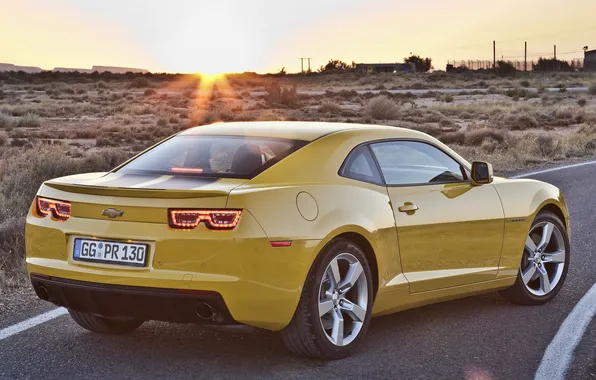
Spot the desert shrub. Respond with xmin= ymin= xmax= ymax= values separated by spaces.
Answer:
xmin=520 ymin=80 xmax=530 ymax=87
xmin=536 ymin=135 xmax=559 ymax=157
xmin=157 ymin=116 xmax=168 ymax=127
xmin=144 ymin=89 xmax=157 ymax=96
xmin=0 ymin=134 xmax=7 ymax=146
xmin=403 ymin=55 xmax=432 ymax=72
xmin=265 ymin=84 xmax=299 ymax=107
xmin=318 ymin=101 xmax=342 ymax=114
xmin=441 ymin=94 xmax=454 ymax=103
xmin=129 ymin=77 xmax=150 ymax=88
xmin=0 ymin=112 xmax=16 ymax=128
xmin=16 ymin=113 xmax=41 ymax=128
xmin=588 ymin=84 xmax=596 ymax=95
xmin=578 ymin=98 xmax=587 ymax=107
xmin=438 ymin=131 xmax=466 ymax=145
xmin=365 ymin=96 xmax=401 ymax=120
xmin=495 ymin=61 xmax=516 ymax=77
xmin=440 ymin=129 xmax=505 ymax=146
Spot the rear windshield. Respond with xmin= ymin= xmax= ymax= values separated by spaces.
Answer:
xmin=118 ymin=135 xmax=307 ymax=178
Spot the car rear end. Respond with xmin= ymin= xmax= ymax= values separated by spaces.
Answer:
xmin=25 ymin=133 xmax=318 ymax=331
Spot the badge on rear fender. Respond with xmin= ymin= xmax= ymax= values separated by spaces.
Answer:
xmin=102 ymin=208 xmax=124 ymax=218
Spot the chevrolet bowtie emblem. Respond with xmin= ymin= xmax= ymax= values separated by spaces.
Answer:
xmin=102 ymin=208 xmax=124 ymax=218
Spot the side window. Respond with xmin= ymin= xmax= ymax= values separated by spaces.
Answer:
xmin=340 ymin=145 xmax=383 ymax=185
xmin=370 ymin=141 xmax=467 ymax=186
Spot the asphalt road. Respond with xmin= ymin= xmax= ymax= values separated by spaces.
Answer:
xmin=1 ymin=163 xmax=595 ymax=380
xmin=7 ymin=86 xmax=591 ymax=97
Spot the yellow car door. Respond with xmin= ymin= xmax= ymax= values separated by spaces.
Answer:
xmin=370 ymin=140 xmax=505 ymax=293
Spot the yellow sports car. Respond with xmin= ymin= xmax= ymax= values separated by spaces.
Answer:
xmin=26 ymin=121 xmax=570 ymax=359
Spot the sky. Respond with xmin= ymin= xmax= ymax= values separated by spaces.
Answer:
xmin=1 ymin=0 xmax=595 ymax=74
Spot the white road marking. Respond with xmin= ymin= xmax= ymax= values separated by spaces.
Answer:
xmin=0 ymin=307 xmax=67 ymax=341
xmin=534 ymin=283 xmax=596 ymax=380
xmin=511 ymin=160 xmax=596 ymax=178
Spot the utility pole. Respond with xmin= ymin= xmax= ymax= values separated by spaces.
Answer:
xmin=524 ymin=41 xmax=527 ymax=71
xmin=493 ymin=41 xmax=496 ymax=69
xmin=299 ymin=58 xmax=312 ymax=73
xmin=554 ymin=45 xmax=558 ymax=72
xmin=554 ymin=45 xmax=557 ymax=60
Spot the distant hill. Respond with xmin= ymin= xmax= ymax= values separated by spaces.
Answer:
xmin=0 ymin=63 xmax=149 ymax=74
xmin=0 ymin=63 xmax=43 ymax=73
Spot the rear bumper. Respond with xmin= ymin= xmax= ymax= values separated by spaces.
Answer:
xmin=26 ymin=207 xmax=322 ymax=331
xmin=30 ymin=275 xmax=236 ymax=325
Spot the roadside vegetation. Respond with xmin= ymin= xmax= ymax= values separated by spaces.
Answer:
xmin=0 ymin=69 xmax=595 ymax=286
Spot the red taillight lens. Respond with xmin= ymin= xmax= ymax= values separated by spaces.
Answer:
xmin=36 ymin=196 xmax=71 ymax=220
xmin=169 ymin=209 xmax=242 ymax=230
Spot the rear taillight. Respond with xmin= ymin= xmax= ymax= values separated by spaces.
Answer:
xmin=168 ymin=209 xmax=242 ymax=230
xmin=36 ymin=196 xmax=71 ymax=221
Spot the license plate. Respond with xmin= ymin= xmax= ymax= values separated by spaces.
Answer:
xmin=73 ymin=238 xmax=148 ymax=267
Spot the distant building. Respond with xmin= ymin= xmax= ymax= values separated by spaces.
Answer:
xmin=584 ymin=49 xmax=596 ymax=71
xmin=355 ymin=63 xmax=408 ymax=73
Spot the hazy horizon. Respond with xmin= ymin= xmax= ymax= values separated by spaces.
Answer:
xmin=2 ymin=0 xmax=595 ymax=74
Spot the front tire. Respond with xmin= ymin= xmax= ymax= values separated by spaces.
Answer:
xmin=68 ymin=309 xmax=144 ymax=334
xmin=281 ymin=238 xmax=374 ymax=359
xmin=500 ymin=210 xmax=570 ymax=305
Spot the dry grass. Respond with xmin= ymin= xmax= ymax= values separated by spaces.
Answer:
xmin=366 ymin=96 xmax=401 ymax=119
xmin=1 ymin=71 xmax=596 ymax=284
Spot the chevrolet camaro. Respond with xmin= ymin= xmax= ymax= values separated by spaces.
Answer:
xmin=26 ymin=121 xmax=570 ymax=359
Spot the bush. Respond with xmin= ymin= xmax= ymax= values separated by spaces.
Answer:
xmin=495 ymin=61 xmax=516 ymax=77
xmin=265 ymin=84 xmax=299 ymax=108
xmin=520 ymin=80 xmax=530 ymax=87
xmin=17 ymin=113 xmax=41 ymax=128
xmin=0 ymin=134 xmax=7 ymax=146
xmin=365 ymin=96 xmax=401 ymax=119
xmin=144 ymin=88 xmax=157 ymax=96
xmin=588 ymin=84 xmax=596 ymax=95
xmin=129 ymin=77 xmax=150 ymax=88
xmin=318 ymin=101 xmax=342 ymax=114
xmin=578 ymin=98 xmax=587 ymax=107
xmin=441 ymin=94 xmax=454 ymax=103
xmin=403 ymin=55 xmax=432 ymax=72
xmin=0 ymin=112 xmax=16 ymax=128
xmin=536 ymin=135 xmax=558 ymax=156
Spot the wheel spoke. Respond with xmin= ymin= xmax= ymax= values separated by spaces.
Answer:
xmin=525 ymin=235 xmax=537 ymax=252
xmin=537 ymin=265 xmax=552 ymax=293
xmin=543 ymin=249 xmax=565 ymax=263
xmin=537 ymin=223 xmax=554 ymax=251
xmin=318 ymin=300 xmax=334 ymax=317
xmin=330 ymin=308 xmax=344 ymax=346
xmin=340 ymin=299 xmax=366 ymax=322
xmin=339 ymin=262 xmax=363 ymax=293
xmin=521 ymin=265 xmax=536 ymax=284
xmin=327 ymin=258 xmax=341 ymax=289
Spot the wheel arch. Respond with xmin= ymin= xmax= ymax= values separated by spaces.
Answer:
xmin=333 ymin=232 xmax=379 ymax=300
xmin=538 ymin=203 xmax=568 ymax=232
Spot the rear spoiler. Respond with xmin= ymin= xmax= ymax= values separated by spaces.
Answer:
xmin=44 ymin=182 xmax=229 ymax=199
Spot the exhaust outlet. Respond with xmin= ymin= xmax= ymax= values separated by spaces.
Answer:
xmin=195 ymin=302 xmax=215 ymax=320
xmin=37 ymin=285 xmax=50 ymax=301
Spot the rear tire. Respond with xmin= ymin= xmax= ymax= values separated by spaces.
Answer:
xmin=68 ymin=309 xmax=143 ymax=334
xmin=281 ymin=238 xmax=374 ymax=359
xmin=500 ymin=210 xmax=570 ymax=305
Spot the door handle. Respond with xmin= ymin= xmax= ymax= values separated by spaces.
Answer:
xmin=398 ymin=203 xmax=419 ymax=213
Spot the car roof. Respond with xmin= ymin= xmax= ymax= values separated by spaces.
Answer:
xmin=181 ymin=121 xmax=419 ymax=142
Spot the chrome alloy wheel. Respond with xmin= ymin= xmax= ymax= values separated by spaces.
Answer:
xmin=318 ymin=253 xmax=368 ymax=347
xmin=522 ymin=221 xmax=566 ymax=296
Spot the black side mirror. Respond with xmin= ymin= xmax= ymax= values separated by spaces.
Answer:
xmin=471 ymin=161 xmax=493 ymax=185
